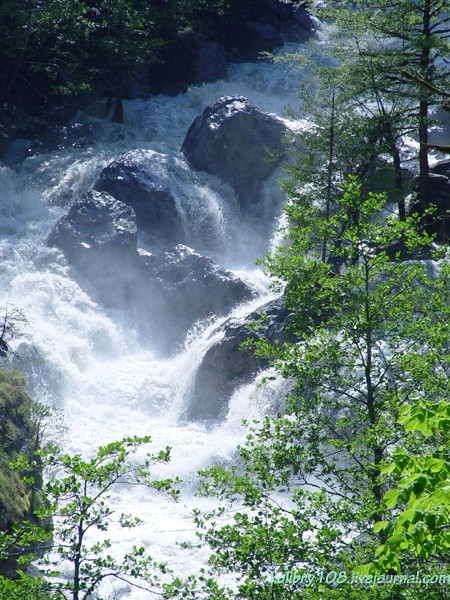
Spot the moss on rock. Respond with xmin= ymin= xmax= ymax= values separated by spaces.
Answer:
xmin=0 ymin=369 xmax=38 ymax=534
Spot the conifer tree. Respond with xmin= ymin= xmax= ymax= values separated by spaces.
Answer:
xmin=322 ymin=0 xmax=450 ymax=206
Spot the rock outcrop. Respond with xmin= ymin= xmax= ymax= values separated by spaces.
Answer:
xmin=94 ymin=151 xmax=185 ymax=249
xmin=128 ymin=1 xmax=315 ymax=96
xmin=137 ymin=245 xmax=256 ymax=350
xmin=230 ymin=21 xmax=284 ymax=62
xmin=48 ymin=191 xmax=254 ymax=352
xmin=220 ymin=1 xmax=316 ymax=63
xmin=185 ymin=296 xmax=296 ymax=421
xmin=182 ymin=96 xmax=288 ymax=206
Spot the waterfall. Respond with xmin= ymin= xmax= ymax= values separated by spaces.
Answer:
xmin=0 ymin=41 xmax=320 ymax=597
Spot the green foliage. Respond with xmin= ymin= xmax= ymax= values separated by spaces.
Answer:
xmin=0 ymin=572 xmax=55 ymax=599
xmin=283 ymin=0 xmax=450 ymax=222
xmin=0 ymin=0 xmax=95 ymax=133
xmin=87 ymin=0 xmax=163 ymax=115
xmin=319 ymin=0 xmax=450 ymax=204
xmin=1 ymin=436 xmax=181 ymax=600
xmin=0 ymin=0 xmax=230 ymax=132
xmin=187 ymin=175 xmax=450 ymax=598
xmin=368 ymin=393 xmax=450 ymax=573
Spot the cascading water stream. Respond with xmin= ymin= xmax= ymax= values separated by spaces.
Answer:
xmin=0 ymin=38 xmax=329 ymax=597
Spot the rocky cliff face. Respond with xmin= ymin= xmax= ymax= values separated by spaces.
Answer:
xmin=144 ymin=1 xmax=317 ymax=96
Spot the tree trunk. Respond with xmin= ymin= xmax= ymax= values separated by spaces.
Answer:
xmin=417 ymin=0 xmax=432 ymax=205
xmin=112 ymin=91 xmax=123 ymax=123
xmin=5 ymin=8 xmax=35 ymax=98
xmin=363 ymin=257 xmax=384 ymax=522
xmin=322 ymin=90 xmax=335 ymax=263
xmin=387 ymin=129 xmax=406 ymax=221
xmin=418 ymin=98 xmax=430 ymax=205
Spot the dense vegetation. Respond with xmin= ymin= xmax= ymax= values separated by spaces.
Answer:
xmin=0 ymin=0 xmax=291 ymax=136
xmin=186 ymin=1 xmax=450 ymax=597
xmin=0 ymin=435 xmax=181 ymax=599
xmin=0 ymin=0 xmax=449 ymax=598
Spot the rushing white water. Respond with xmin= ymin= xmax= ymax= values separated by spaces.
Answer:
xmin=0 ymin=41 xmax=324 ymax=597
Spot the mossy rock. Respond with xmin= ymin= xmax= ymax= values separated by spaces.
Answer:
xmin=0 ymin=370 xmax=38 ymax=531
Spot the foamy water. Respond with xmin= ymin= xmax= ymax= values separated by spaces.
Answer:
xmin=0 ymin=38 xmax=330 ymax=596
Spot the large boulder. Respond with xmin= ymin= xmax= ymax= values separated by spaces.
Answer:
xmin=137 ymin=245 xmax=256 ymax=351
xmin=181 ymin=96 xmax=288 ymax=206
xmin=185 ymin=296 xmax=296 ymax=421
xmin=47 ymin=191 xmax=138 ymax=306
xmin=47 ymin=190 xmax=137 ymax=266
xmin=48 ymin=195 xmax=254 ymax=352
xmin=194 ymin=41 xmax=229 ymax=84
xmin=94 ymin=150 xmax=185 ymax=249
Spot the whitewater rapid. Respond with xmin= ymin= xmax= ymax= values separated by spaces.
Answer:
xmin=0 ymin=40 xmax=326 ymax=597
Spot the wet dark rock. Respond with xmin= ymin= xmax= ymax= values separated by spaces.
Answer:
xmin=126 ymin=38 xmax=226 ymax=98
xmin=229 ymin=21 xmax=284 ymax=62
xmin=47 ymin=191 xmax=138 ymax=264
xmin=280 ymin=4 xmax=316 ymax=42
xmin=224 ymin=0 xmax=315 ymax=61
xmin=28 ymin=122 xmax=94 ymax=156
xmin=182 ymin=96 xmax=288 ymax=206
xmin=47 ymin=191 xmax=139 ymax=306
xmin=48 ymin=194 xmax=253 ymax=351
xmin=148 ymin=31 xmax=198 ymax=96
xmin=137 ymin=2 xmax=315 ymax=92
xmin=194 ymin=41 xmax=229 ymax=84
xmin=185 ymin=296 xmax=296 ymax=421
xmin=137 ymin=245 xmax=256 ymax=351
xmin=411 ymin=172 xmax=450 ymax=239
xmin=94 ymin=150 xmax=184 ymax=249
xmin=425 ymin=173 xmax=450 ymax=237
xmin=0 ymin=138 xmax=32 ymax=167
xmin=431 ymin=159 xmax=450 ymax=178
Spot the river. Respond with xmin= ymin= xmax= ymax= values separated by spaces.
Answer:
xmin=0 ymin=39 xmax=327 ymax=598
